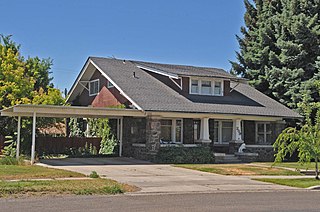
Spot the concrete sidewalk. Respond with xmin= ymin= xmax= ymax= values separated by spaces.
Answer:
xmin=38 ymin=157 xmax=301 ymax=194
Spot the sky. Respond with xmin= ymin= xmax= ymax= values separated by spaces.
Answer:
xmin=0 ymin=0 xmax=245 ymax=91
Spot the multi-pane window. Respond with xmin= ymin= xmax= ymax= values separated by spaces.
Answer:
xmin=160 ymin=119 xmax=183 ymax=143
xmin=213 ymin=120 xmax=233 ymax=144
xmin=89 ymin=79 xmax=99 ymax=96
xmin=214 ymin=81 xmax=222 ymax=95
xmin=190 ymin=78 xmax=223 ymax=96
xmin=191 ymin=80 xmax=199 ymax=94
xmin=256 ymin=122 xmax=272 ymax=144
xmin=201 ymin=81 xmax=212 ymax=95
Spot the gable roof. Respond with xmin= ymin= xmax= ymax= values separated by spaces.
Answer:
xmin=68 ymin=56 xmax=302 ymax=119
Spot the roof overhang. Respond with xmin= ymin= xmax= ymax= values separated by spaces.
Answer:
xmin=145 ymin=111 xmax=285 ymax=121
xmin=0 ymin=105 xmax=146 ymax=118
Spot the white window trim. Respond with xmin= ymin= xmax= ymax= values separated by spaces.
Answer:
xmin=255 ymin=122 xmax=271 ymax=144
xmin=89 ymin=79 xmax=99 ymax=96
xmin=189 ymin=77 xmax=224 ymax=96
xmin=160 ymin=118 xmax=183 ymax=144
xmin=107 ymin=80 xmax=114 ymax=88
xmin=214 ymin=120 xmax=233 ymax=144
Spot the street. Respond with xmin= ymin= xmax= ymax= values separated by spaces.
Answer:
xmin=1 ymin=191 xmax=320 ymax=212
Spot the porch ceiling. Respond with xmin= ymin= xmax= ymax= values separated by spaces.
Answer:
xmin=0 ymin=104 xmax=146 ymax=118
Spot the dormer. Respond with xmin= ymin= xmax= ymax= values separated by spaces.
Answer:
xmin=189 ymin=77 xmax=224 ymax=96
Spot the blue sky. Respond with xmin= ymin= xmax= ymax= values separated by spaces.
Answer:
xmin=0 ymin=0 xmax=245 ymax=91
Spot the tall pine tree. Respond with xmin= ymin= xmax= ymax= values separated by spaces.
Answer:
xmin=232 ymin=0 xmax=320 ymax=110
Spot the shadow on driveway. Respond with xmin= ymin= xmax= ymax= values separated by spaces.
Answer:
xmin=40 ymin=157 xmax=153 ymax=166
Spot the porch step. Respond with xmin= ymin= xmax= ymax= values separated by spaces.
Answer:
xmin=214 ymin=153 xmax=242 ymax=164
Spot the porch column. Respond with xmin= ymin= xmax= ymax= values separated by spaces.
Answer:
xmin=31 ymin=112 xmax=36 ymax=164
xmin=146 ymin=116 xmax=161 ymax=156
xmin=16 ymin=116 xmax=21 ymax=160
xmin=119 ymin=118 xmax=123 ymax=157
xmin=232 ymin=119 xmax=243 ymax=141
xmin=171 ymin=119 xmax=176 ymax=143
xmin=199 ymin=118 xmax=211 ymax=143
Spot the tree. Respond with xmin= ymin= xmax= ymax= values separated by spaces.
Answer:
xmin=273 ymin=83 xmax=320 ymax=179
xmin=232 ymin=0 xmax=320 ymax=110
xmin=0 ymin=34 xmax=65 ymax=154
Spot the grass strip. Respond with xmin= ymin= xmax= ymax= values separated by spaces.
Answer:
xmin=0 ymin=179 xmax=136 ymax=198
xmin=0 ymin=165 xmax=84 ymax=180
xmin=176 ymin=164 xmax=302 ymax=176
xmin=254 ymin=178 xmax=320 ymax=188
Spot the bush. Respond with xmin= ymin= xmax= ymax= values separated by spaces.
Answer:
xmin=66 ymin=142 xmax=98 ymax=157
xmin=0 ymin=156 xmax=26 ymax=165
xmin=89 ymin=171 xmax=100 ymax=178
xmin=155 ymin=147 xmax=214 ymax=164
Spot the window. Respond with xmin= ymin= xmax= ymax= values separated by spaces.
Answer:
xmin=221 ymin=121 xmax=233 ymax=143
xmin=160 ymin=120 xmax=172 ymax=142
xmin=214 ymin=81 xmax=222 ymax=95
xmin=160 ymin=119 xmax=183 ymax=143
xmin=213 ymin=120 xmax=233 ymax=144
xmin=256 ymin=122 xmax=272 ymax=144
xmin=89 ymin=79 xmax=99 ymax=96
xmin=107 ymin=81 xmax=114 ymax=88
xmin=201 ymin=81 xmax=212 ymax=95
xmin=191 ymin=80 xmax=199 ymax=94
xmin=176 ymin=119 xmax=182 ymax=143
xmin=190 ymin=78 xmax=223 ymax=96
xmin=193 ymin=120 xmax=201 ymax=142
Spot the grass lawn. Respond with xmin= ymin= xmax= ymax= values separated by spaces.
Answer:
xmin=254 ymin=178 xmax=320 ymax=188
xmin=257 ymin=162 xmax=316 ymax=170
xmin=0 ymin=165 xmax=85 ymax=180
xmin=0 ymin=179 xmax=137 ymax=198
xmin=176 ymin=164 xmax=302 ymax=176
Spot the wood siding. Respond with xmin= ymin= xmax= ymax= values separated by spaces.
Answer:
xmin=223 ymin=80 xmax=230 ymax=96
xmin=72 ymin=69 xmax=129 ymax=107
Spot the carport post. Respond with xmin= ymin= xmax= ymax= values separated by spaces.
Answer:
xmin=119 ymin=118 xmax=123 ymax=157
xmin=30 ymin=112 xmax=36 ymax=164
xmin=16 ymin=116 xmax=21 ymax=160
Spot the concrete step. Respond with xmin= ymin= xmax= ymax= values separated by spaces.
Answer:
xmin=214 ymin=153 xmax=242 ymax=164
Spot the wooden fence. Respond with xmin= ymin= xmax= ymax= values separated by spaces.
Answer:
xmin=36 ymin=137 xmax=102 ymax=154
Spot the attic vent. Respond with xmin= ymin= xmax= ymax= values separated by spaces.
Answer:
xmin=133 ymin=72 xmax=138 ymax=78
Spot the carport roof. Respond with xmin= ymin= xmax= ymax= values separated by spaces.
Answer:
xmin=0 ymin=104 xmax=146 ymax=118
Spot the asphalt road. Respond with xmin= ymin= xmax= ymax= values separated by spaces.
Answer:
xmin=1 ymin=191 xmax=320 ymax=212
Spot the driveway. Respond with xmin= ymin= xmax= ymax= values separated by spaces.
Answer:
xmin=39 ymin=157 xmax=298 ymax=194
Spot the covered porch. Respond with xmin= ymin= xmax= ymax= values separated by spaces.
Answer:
xmin=124 ymin=111 xmax=286 ymax=162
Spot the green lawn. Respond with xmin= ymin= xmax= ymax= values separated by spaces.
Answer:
xmin=254 ymin=178 xmax=320 ymax=188
xmin=176 ymin=164 xmax=302 ymax=176
xmin=0 ymin=165 xmax=84 ymax=180
xmin=0 ymin=179 xmax=137 ymax=198
xmin=258 ymin=162 xmax=316 ymax=170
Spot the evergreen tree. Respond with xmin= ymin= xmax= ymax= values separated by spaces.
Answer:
xmin=232 ymin=0 xmax=320 ymax=110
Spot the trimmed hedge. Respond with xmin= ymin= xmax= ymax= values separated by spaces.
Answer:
xmin=155 ymin=146 xmax=214 ymax=164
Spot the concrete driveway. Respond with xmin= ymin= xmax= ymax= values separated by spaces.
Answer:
xmin=39 ymin=157 xmax=298 ymax=194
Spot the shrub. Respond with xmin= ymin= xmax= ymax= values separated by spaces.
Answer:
xmin=0 ymin=156 xmax=26 ymax=165
xmin=2 ymin=135 xmax=16 ymax=157
xmin=155 ymin=146 xmax=214 ymax=164
xmin=89 ymin=171 xmax=100 ymax=178
xmin=66 ymin=142 xmax=98 ymax=157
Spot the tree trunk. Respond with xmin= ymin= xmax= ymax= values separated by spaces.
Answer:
xmin=316 ymin=158 xmax=319 ymax=180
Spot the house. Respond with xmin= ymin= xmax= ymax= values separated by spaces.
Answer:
xmin=66 ymin=56 xmax=302 ymax=162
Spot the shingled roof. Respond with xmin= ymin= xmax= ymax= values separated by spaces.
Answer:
xmin=73 ymin=57 xmax=302 ymax=119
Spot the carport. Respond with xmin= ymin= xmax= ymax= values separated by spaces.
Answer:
xmin=0 ymin=104 xmax=146 ymax=164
